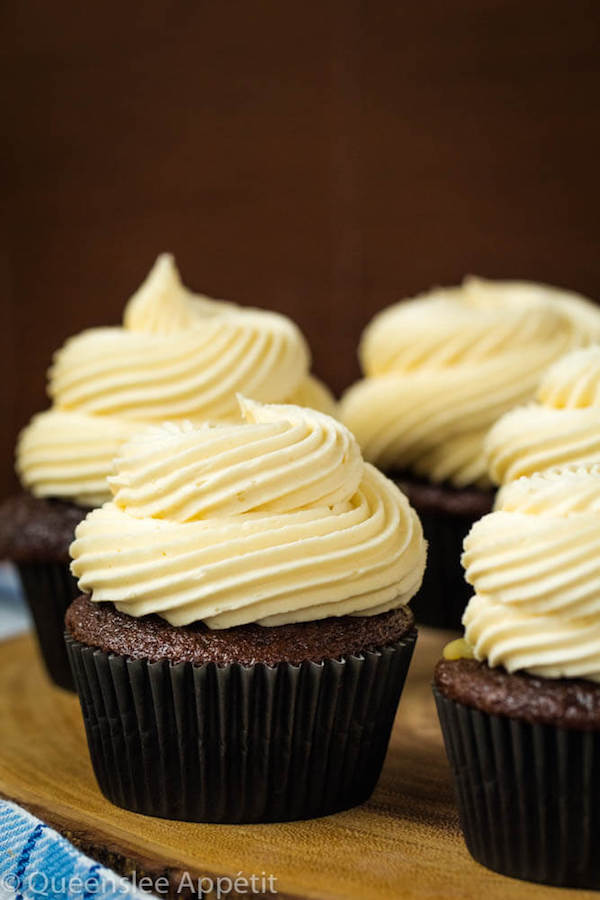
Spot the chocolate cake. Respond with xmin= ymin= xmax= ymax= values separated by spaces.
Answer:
xmin=66 ymin=596 xmax=417 ymax=823
xmin=0 ymin=493 xmax=89 ymax=691
xmin=394 ymin=474 xmax=495 ymax=519
xmin=66 ymin=595 xmax=415 ymax=667
xmin=0 ymin=493 xmax=89 ymax=562
xmin=435 ymin=657 xmax=600 ymax=731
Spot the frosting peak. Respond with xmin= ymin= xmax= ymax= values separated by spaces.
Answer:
xmin=70 ymin=401 xmax=427 ymax=629
xmin=123 ymin=253 xmax=200 ymax=335
xmin=360 ymin=277 xmax=572 ymax=376
xmin=48 ymin=259 xmax=310 ymax=423
xmin=341 ymin=277 xmax=600 ymax=487
xmin=109 ymin=397 xmax=363 ymax=521
xmin=461 ymin=466 xmax=600 ymax=682
xmin=17 ymin=255 xmax=335 ymax=505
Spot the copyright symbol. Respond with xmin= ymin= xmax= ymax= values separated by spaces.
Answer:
xmin=2 ymin=873 xmax=22 ymax=893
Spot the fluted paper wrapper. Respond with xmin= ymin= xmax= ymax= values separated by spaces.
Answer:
xmin=410 ymin=509 xmax=476 ymax=629
xmin=66 ymin=629 xmax=416 ymax=823
xmin=434 ymin=687 xmax=600 ymax=889
xmin=18 ymin=562 xmax=79 ymax=691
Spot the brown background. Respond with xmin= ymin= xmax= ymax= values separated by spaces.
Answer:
xmin=2 ymin=0 xmax=599 ymax=497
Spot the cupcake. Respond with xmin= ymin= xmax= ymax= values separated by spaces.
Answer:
xmin=65 ymin=399 xmax=426 ymax=823
xmin=340 ymin=276 xmax=600 ymax=628
xmin=434 ymin=467 xmax=600 ymax=888
xmin=0 ymin=254 xmax=334 ymax=689
xmin=486 ymin=345 xmax=600 ymax=485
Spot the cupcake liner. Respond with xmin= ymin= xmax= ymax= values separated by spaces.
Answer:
xmin=434 ymin=687 xmax=600 ymax=889
xmin=17 ymin=562 xmax=79 ymax=691
xmin=65 ymin=629 xmax=417 ymax=823
xmin=410 ymin=509 xmax=476 ymax=629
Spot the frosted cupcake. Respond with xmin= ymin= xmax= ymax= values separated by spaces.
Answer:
xmin=0 ymin=255 xmax=334 ymax=689
xmin=340 ymin=276 xmax=600 ymax=628
xmin=486 ymin=345 xmax=600 ymax=485
xmin=434 ymin=467 xmax=600 ymax=888
xmin=65 ymin=399 xmax=426 ymax=822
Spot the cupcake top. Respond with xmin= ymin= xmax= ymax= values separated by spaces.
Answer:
xmin=16 ymin=255 xmax=335 ymax=507
xmin=340 ymin=277 xmax=600 ymax=487
xmin=457 ymin=467 xmax=600 ymax=682
xmin=70 ymin=399 xmax=427 ymax=629
xmin=486 ymin=346 xmax=600 ymax=485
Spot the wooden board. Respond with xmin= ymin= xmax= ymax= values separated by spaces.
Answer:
xmin=0 ymin=629 xmax=594 ymax=900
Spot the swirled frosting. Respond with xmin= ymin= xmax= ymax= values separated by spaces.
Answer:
xmin=461 ymin=467 xmax=600 ymax=681
xmin=17 ymin=255 xmax=336 ymax=505
xmin=15 ymin=412 xmax=138 ymax=508
xmin=70 ymin=399 xmax=427 ymax=628
xmin=486 ymin=347 xmax=600 ymax=485
xmin=340 ymin=277 xmax=600 ymax=487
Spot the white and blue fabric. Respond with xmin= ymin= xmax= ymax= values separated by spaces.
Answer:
xmin=0 ymin=564 xmax=30 ymax=641
xmin=0 ymin=570 xmax=155 ymax=898
xmin=0 ymin=800 xmax=155 ymax=899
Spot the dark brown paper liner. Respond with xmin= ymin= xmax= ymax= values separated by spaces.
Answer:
xmin=410 ymin=509 xmax=477 ymax=630
xmin=17 ymin=562 xmax=79 ymax=691
xmin=65 ymin=629 xmax=417 ymax=823
xmin=434 ymin=687 xmax=600 ymax=889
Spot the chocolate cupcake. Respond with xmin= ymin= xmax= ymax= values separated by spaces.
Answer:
xmin=340 ymin=276 xmax=600 ymax=628
xmin=0 ymin=494 xmax=88 ymax=689
xmin=1 ymin=254 xmax=335 ymax=689
xmin=434 ymin=467 xmax=600 ymax=888
xmin=65 ymin=399 xmax=426 ymax=822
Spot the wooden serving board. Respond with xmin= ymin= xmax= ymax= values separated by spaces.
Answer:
xmin=0 ymin=630 xmax=594 ymax=900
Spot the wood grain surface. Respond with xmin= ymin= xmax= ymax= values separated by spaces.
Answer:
xmin=0 ymin=628 xmax=595 ymax=900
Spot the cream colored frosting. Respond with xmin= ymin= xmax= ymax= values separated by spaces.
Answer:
xmin=340 ymin=277 xmax=600 ymax=487
xmin=461 ymin=467 xmax=600 ymax=681
xmin=70 ymin=399 xmax=427 ymax=628
xmin=16 ymin=412 xmax=138 ymax=508
xmin=17 ymin=255 xmax=336 ymax=505
xmin=486 ymin=346 xmax=600 ymax=485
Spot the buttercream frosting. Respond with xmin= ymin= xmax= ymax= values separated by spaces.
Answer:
xmin=340 ymin=277 xmax=600 ymax=487
xmin=461 ymin=467 xmax=600 ymax=681
xmin=70 ymin=399 xmax=427 ymax=628
xmin=17 ymin=255 xmax=336 ymax=505
xmin=486 ymin=346 xmax=600 ymax=485
xmin=16 ymin=412 xmax=138 ymax=508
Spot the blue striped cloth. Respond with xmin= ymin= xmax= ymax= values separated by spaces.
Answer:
xmin=0 ymin=800 xmax=155 ymax=899
xmin=0 ymin=567 xmax=155 ymax=899
xmin=0 ymin=564 xmax=30 ymax=641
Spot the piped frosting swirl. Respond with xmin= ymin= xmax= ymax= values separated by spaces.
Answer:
xmin=461 ymin=466 xmax=600 ymax=682
xmin=486 ymin=346 xmax=600 ymax=485
xmin=17 ymin=255 xmax=335 ymax=506
xmin=340 ymin=277 xmax=600 ymax=487
xmin=70 ymin=399 xmax=427 ymax=628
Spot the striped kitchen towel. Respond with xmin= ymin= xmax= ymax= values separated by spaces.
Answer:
xmin=0 ymin=800 xmax=155 ymax=900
